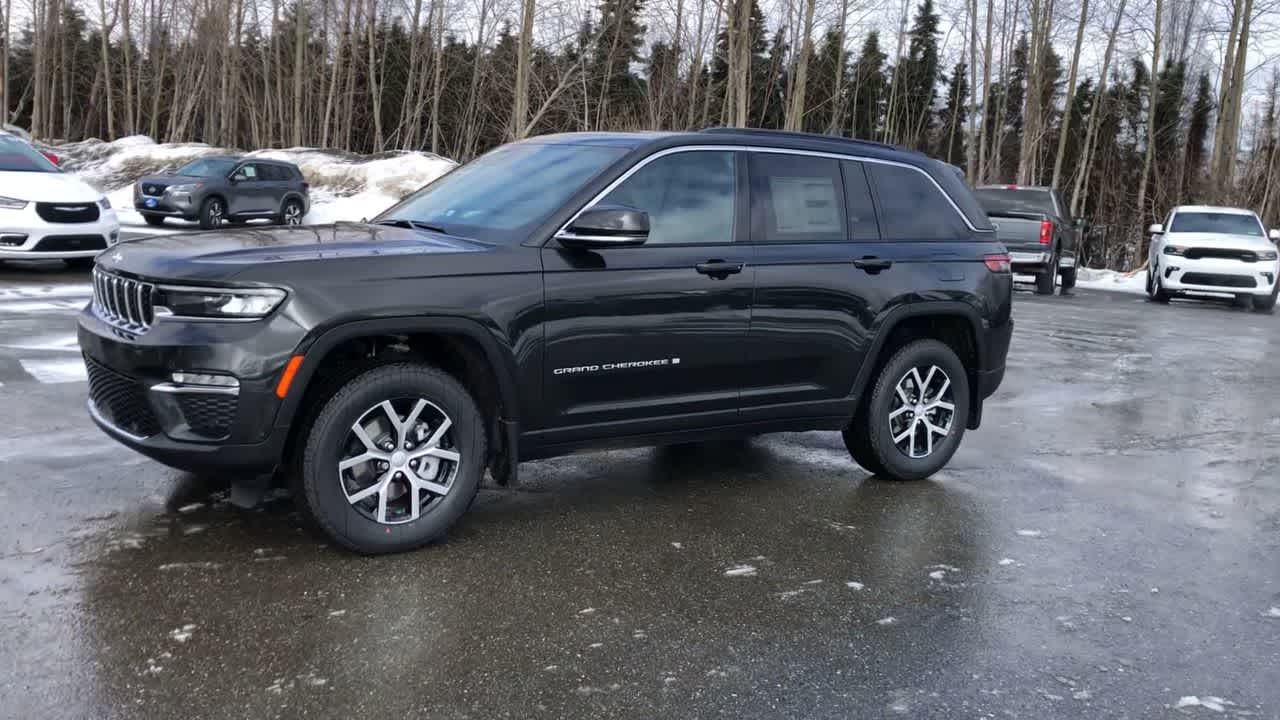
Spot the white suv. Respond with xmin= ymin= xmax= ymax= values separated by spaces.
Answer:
xmin=0 ymin=131 xmax=120 ymax=268
xmin=1147 ymin=205 xmax=1280 ymax=312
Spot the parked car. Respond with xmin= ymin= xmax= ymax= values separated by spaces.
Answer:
xmin=80 ymin=128 xmax=1014 ymax=554
xmin=1147 ymin=205 xmax=1280 ymax=312
xmin=973 ymin=184 xmax=1082 ymax=295
xmin=134 ymin=156 xmax=309 ymax=229
xmin=0 ymin=130 xmax=121 ymax=268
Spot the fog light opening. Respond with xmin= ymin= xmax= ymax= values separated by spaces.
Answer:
xmin=171 ymin=372 xmax=240 ymax=389
xmin=0 ymin=234 xmax=27 ymax=247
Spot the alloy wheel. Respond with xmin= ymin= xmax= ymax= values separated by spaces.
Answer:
xmin=887 ymin=365 xmax=956 ymax=459
xmin=337 ymin=397 xmax=460 ymax=525
xmin=284 ymin=202 xmax=303 ymax=225
xmin=208 ymin=200 xmax=224 ymax=225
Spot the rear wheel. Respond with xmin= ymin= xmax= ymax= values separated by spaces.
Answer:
xmin=142 ymin=213 xmax=165 ymax=227
xmin=843 ymin=339 xmax=969 ymax=481
xmin=1035 ymin=264 xmax=1056 ymax=295
xmin=278 ymin=198 xmax=304 ymax=226
xmin=198 ymin=197 xmax=225 ymax=230
xmin=295 ymin=363 xmax=486 ymax=555
xmin=1059 ymin=266 xmax=1077 ymax=292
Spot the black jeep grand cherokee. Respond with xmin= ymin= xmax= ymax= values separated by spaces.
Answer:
xmin=79 ymin=129 xmax=1013 ymax=554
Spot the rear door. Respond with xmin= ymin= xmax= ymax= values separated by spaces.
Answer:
xmin=538 ymin=149 xmax=754 ymax=440
xmin=741 ymin=156 xmax=979 ymax=420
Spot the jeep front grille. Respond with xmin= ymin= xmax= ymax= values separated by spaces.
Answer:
xmin=92 ymin=268 xmax=156 ymax=333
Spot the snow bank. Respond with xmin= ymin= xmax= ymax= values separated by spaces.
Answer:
xmin=51 ymin=135 xmax=456 ymax=227
xmin=1075 ymin=268 xmax=1148 ymax=295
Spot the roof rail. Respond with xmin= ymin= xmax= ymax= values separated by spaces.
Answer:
xmin=697 ymin=127 xmax=898 ymax=151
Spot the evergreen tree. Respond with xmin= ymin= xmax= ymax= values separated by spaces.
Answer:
xmin=935 ymin=61 xmax=968 ymax=165
xmin=591 ymin=0 xmax=647 ymax=125
xmin=1183 ymin=72 xmax=1214 ymax=198
xmin=848 ymin=31 xmax=886 ymax=140
xmin=1152 ymin=57 xmax=1186 ymax=165
xmin=895 ymin=0 xmax=940 ymax=149
xmin=804 ymin=27 xmax=849 ymax=133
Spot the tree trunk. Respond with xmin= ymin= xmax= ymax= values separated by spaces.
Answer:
xmin=97 ymin=0 xmax=117 ymax=138
xmin=976 ymin=0 xmax=994 ymax=181
xmin=1051 ymin=0 xmax=1088 ymax=189
xmin=293 ymin=0 xmax=307 ymax=146
xmin=827 ymin=0 xmax=850 ymax=133
xmin=429 ymin=0 xmax=445 ymax=154
xmin=1135 ymin=0 xmax=1163 ymax=247
xmin=512 ymin=0 xmax=535 ymax=138
xmin=1070 ymin=0 xmax=1126 ymax=215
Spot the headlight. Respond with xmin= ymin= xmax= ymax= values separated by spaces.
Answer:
xmin=1257 ymin=250 xmax=1278 ymax=261
xmin=0 ymin=195 xmax=28 ymax=210
xmin=1163 ymin=245 xmax=1186 ymax=256
xmin=154 ymin=285 xmax=286 ymax=319
xmin=168 ymin=183 xmax=203 ymax=194
xmin=98 ymin=196 xmax=112 ymax=210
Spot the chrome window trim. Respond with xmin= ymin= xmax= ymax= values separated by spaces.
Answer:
xmin=555 ymin=144 xmax=991 ymax=240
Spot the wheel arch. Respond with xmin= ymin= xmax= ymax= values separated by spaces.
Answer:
xmin=279 ymin=191 xmax=307 ymax=214
xmin=854 ymin=303 xmax=987 ymax=429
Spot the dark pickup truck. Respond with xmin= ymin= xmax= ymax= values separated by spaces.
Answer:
xmin=973 ymin=185 xmax=1082 ymax=295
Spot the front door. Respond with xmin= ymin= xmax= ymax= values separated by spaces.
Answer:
xmin=538 ymin=149 xmax=752 ymax=441
xmin=228 ymin=163 xmax=271 ymax=215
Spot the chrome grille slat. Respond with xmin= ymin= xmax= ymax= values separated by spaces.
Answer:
xmin=92 ymin=268 xmax=156 ymax=333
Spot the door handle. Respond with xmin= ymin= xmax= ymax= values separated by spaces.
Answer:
xmin=695 ymin=260 xmax=744 ymax=279
xmin=852 ymin=257 xmax=893 ymax=274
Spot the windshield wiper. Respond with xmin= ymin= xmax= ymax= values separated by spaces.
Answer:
xmin=374 ymin=218 xmax=448 ymax=234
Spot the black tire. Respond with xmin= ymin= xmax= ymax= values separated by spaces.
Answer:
xmin=65 ymin=257 xmax=95 ymax=270
xmin=843 ymin=339 xmax=969 ymax=481
xmin=1149 ymin=264 xmax=1172 ymax=303
xmin=278 ymin=198 xmax=304 ymax=226
xmin=1253 ymin=285 xmax=1278 ymax=313
xmin=295 ymin=362 xmax=486 ymax=555
xmin=1059 ymin=266 xmax=1077 ymax=291
xmin=142 ymin=213 xmax=166 ymax=227
xmin=1035 ymin=266 xmax=1056 ymax=295
xmin=197 ymin=197 xmax=225 ymax=230
xmin=1233 ymin=294 xmax=1254 ymax=310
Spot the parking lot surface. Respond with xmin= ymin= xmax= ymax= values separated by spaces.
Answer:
xmin=1 ymin=265 xmax=1277 ymax=719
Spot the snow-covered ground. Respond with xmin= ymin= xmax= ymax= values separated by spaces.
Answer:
xmin=50 ymin=135 xmax=456 ymax=232
xmin=1074 ymin=268 xmax=1148 ymax=295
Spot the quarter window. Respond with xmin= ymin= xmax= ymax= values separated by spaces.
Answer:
xmin=597 ymin=150 xmax=737 ymax=245
xmin=841 ymin=161 xmax=880 ymax=241
xmin=749 ymin=154 xmax=846 ymax=242
xmin=869 ymin=164 xmax=969 ymax=241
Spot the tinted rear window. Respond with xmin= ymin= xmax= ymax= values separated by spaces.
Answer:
xmin=869 ymin=164 xmax=969 ymax=241
xmin=974 ymin=188 xmax=1057 ymax=216
xmin=749 ymin=153 xmax=846 ymax=242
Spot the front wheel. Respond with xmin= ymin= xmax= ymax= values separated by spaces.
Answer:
xmin=843 ymin=339 xmax=969 ymax=481
xmin=1253 ymin=285 xmax=1278 ymax=313
xmin=295 ymin=363 xmax=486 ymax=555
xmin=198 ymin=197 xmax=225 ymax=230
xmin=1149 ymin=263 xmax=1172 ymax=303
xmin=142 ymin=213 xmax=166 ymax=227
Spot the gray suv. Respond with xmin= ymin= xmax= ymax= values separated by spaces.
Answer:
xmin=134 ymin=156 xmax=310 ymax=229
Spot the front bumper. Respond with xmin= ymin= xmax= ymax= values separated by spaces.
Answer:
xmin=1160 ymin=256 xmax=1280 ymax=295
xmin=134 ymin=191 xmax=198 ymax=217
xmin=77 ymin=301 xmax=305 ymax=474
xmin=0 ymin=205 xmax=121 ymax=259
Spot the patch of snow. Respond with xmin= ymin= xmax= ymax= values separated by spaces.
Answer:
xmin=998 ymin=558 xmax=1016 ymax=566
xmin=543 ymin=665 xmax=558 ymax=671
xmin=577 ymin=607 xmax=596 ymax=615
xmin=1265 ymin=606 xmax=1280 ymax=618
xmin=1174 ymin=695 xmax=1228 ymax=712
xmin=875 ymin=616 xmax=897 ymax=626
xmin=777 ymin=589 xmax=807 ymax=599
xmin=803 ymin=579 xmax=823 ymax=585
xmin=929 ymin=570 xmax=946 ymax=580
xmin=670 ymin=542 xmax=682 ymax=549
xmin=1075 ymin=268 xmax=1148 ymax=295
xmin=18 ymin=358 xmax=87 ymax=384
xmin=177 ymin=503 xmax=203 ymax=514
xmin=157 ymin=561 xmax=222 ymax=572
xmin=1016 ymin=529 xmax=1043 ymax=538
xmin=1073 ymin=690 xmax=1092 ymax=700
xmin=168 ymin=624 xmax=196 ymax=643
xmin=1122 ymin=616 xmax=1132 ymax=623
xmin=846 ymin=581 xmax=865 ymax=590
xmin=724 ymin=564 xmax=757 ymax=577
xmin=588 ymin=642 xmax=604 ymax=649
xmin=328 ymin=610 xmax=346 ymax=617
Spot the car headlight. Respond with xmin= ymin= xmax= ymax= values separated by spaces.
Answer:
xmin=154 ymin=285 xmax=286 ymax=319
xmin=0 ymin=195 xmax=28 ymax=210
xmin=98 ymin=196 xmax=112 ymax=210
xmin=168 ymin=183 xmax=203 ymax=194
xmin=1163 ymin=245 xmax=1186 ymax=256
xmin=1257 ymin=250 xmax=1278 ymax=261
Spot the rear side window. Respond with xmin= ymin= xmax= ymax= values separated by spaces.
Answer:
xmin=840 ymin=161 xmax=880 ymax=241
xmin=869 ymin=164 xmax=969 ymax=241
xmin=749 ymin=153 xmax=846 ymax=242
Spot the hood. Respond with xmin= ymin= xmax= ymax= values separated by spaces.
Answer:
xmin=1164 ymin=231 xmax=1274 ymax=250
xmin=0 ymin=170 xmax=104 ymax=203
xmin=97 ymin=222 xmax=493 ymax=283
xmin=136 ymin=173 xmax=208 ymax=187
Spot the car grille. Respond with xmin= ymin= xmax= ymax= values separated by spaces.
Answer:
xmin=85 ymin=356 xmax=161 ymax=438
xmin=141 ymin=183 xmax=168 ymax=196
xmin=1180 ymin=272 xmax=1257 ymax=288
xmin=32 ymin=234 xmax=107 ymax=252
xmin=177 ymin=394 xmax=238 ymax=439
xmin=92 ymin=268 xmax=156 ymax=333
xmin=1184 ymin=248 xmax=1257 ymax=262
xmin=35 ymin=202 xmax=101 ymax=224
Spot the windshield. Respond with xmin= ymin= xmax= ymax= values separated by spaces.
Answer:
xmin=374 ymin=143 xmax=628 ymax=241
xmin=1169 ymin=212 xmax=1263 ymax=236
xmin=974 ymin=188 xmax=1057 ymax=216
xmin=0 ymin=134 xmax=59 ymax=172
xmin=176 ymin=157 xmax=239 ymax=177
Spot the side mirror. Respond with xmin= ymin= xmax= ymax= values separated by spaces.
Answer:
xmin=1270 ymin=229 xmax=1279 ymax=242
xmin=1148 ymin=224 xmax=1164 ymax=235
xmin=557 ymin=205 xmax=649 ymax=249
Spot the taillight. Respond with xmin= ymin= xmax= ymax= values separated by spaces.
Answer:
xmin=984 ymin=253 xmax=1011 ymax=273
xmin=1039 ymin=220 xmax=1052 ymax=244
xmin=41 ymin=150 xmax=59 ymax=166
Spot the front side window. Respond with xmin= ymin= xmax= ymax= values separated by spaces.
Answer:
xmin=376 ymin=142 xmax=627 ymax=242
xmin=233 ymin=164 xmax=260 ymax=181
xmin=598 ymin=150 xmax=737 ymax=245
xmin=871 ymin=164 xmax=969 ymax=241
xmin=1169 ymin=212 xmax=1264 ymax=236
xmin=750 ymin=153 xmax=846 ymax=242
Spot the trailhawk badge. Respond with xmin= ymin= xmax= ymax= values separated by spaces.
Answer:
xmin=553 ymin=357 xmax=681 ymax=376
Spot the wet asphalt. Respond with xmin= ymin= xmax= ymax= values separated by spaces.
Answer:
xmin=1 ymin=263 xmax=1278 ymax=719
